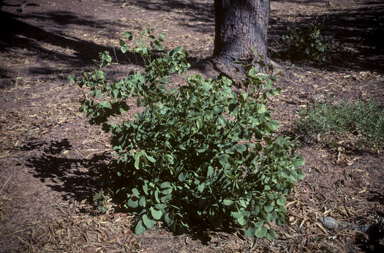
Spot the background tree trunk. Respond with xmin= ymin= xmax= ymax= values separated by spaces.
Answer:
xmin=214 ymin=0 xmax=270 ymax=61
xmin=212 ymin=0 xmax=270 ymax=86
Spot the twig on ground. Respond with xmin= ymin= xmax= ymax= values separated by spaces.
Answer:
xmin=0 ymin=172 xmax=14 ymax=195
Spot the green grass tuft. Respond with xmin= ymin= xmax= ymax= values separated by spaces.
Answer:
xmin=294 ymin=99 xmax=384 ymax=152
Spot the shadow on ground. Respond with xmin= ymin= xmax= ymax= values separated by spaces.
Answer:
xmin=0 ymin=0 xmax=139 ymax=88
xmin=268 ymin=1 xmax=384 ymax=72
xmin=23 ymin=138 xmax=111 ymax=203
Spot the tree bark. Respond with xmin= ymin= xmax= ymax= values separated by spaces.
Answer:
xmin=214 ymin=0 xmax=270 ymax=61
xmin=212 ymin=0 xmax=270 ymax=85
xmin=16 ymin=1 xmax=28 ymax=12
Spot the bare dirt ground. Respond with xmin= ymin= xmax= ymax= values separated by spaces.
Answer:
xmin=0 ymin=0 xmax=384 ymax=252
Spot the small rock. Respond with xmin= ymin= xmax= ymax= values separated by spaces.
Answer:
xmin=318 ymin=217 xmax=350 ymax=230
xmin=318 ymin=216 xmax=379 ymax=233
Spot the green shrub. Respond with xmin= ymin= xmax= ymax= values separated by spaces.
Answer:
xmin=280 ymin=21 xmax=347 ymax=64
xmin=294 ymin=100 xmax=384 ymax=152
xmin=69 ymin=29 xmax=305 ymax=240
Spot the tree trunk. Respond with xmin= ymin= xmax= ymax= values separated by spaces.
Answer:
xmin=212 ymin=0 xmax=270 ymax=85
xmin=214 ymin=0 xmax=270 ymax=61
